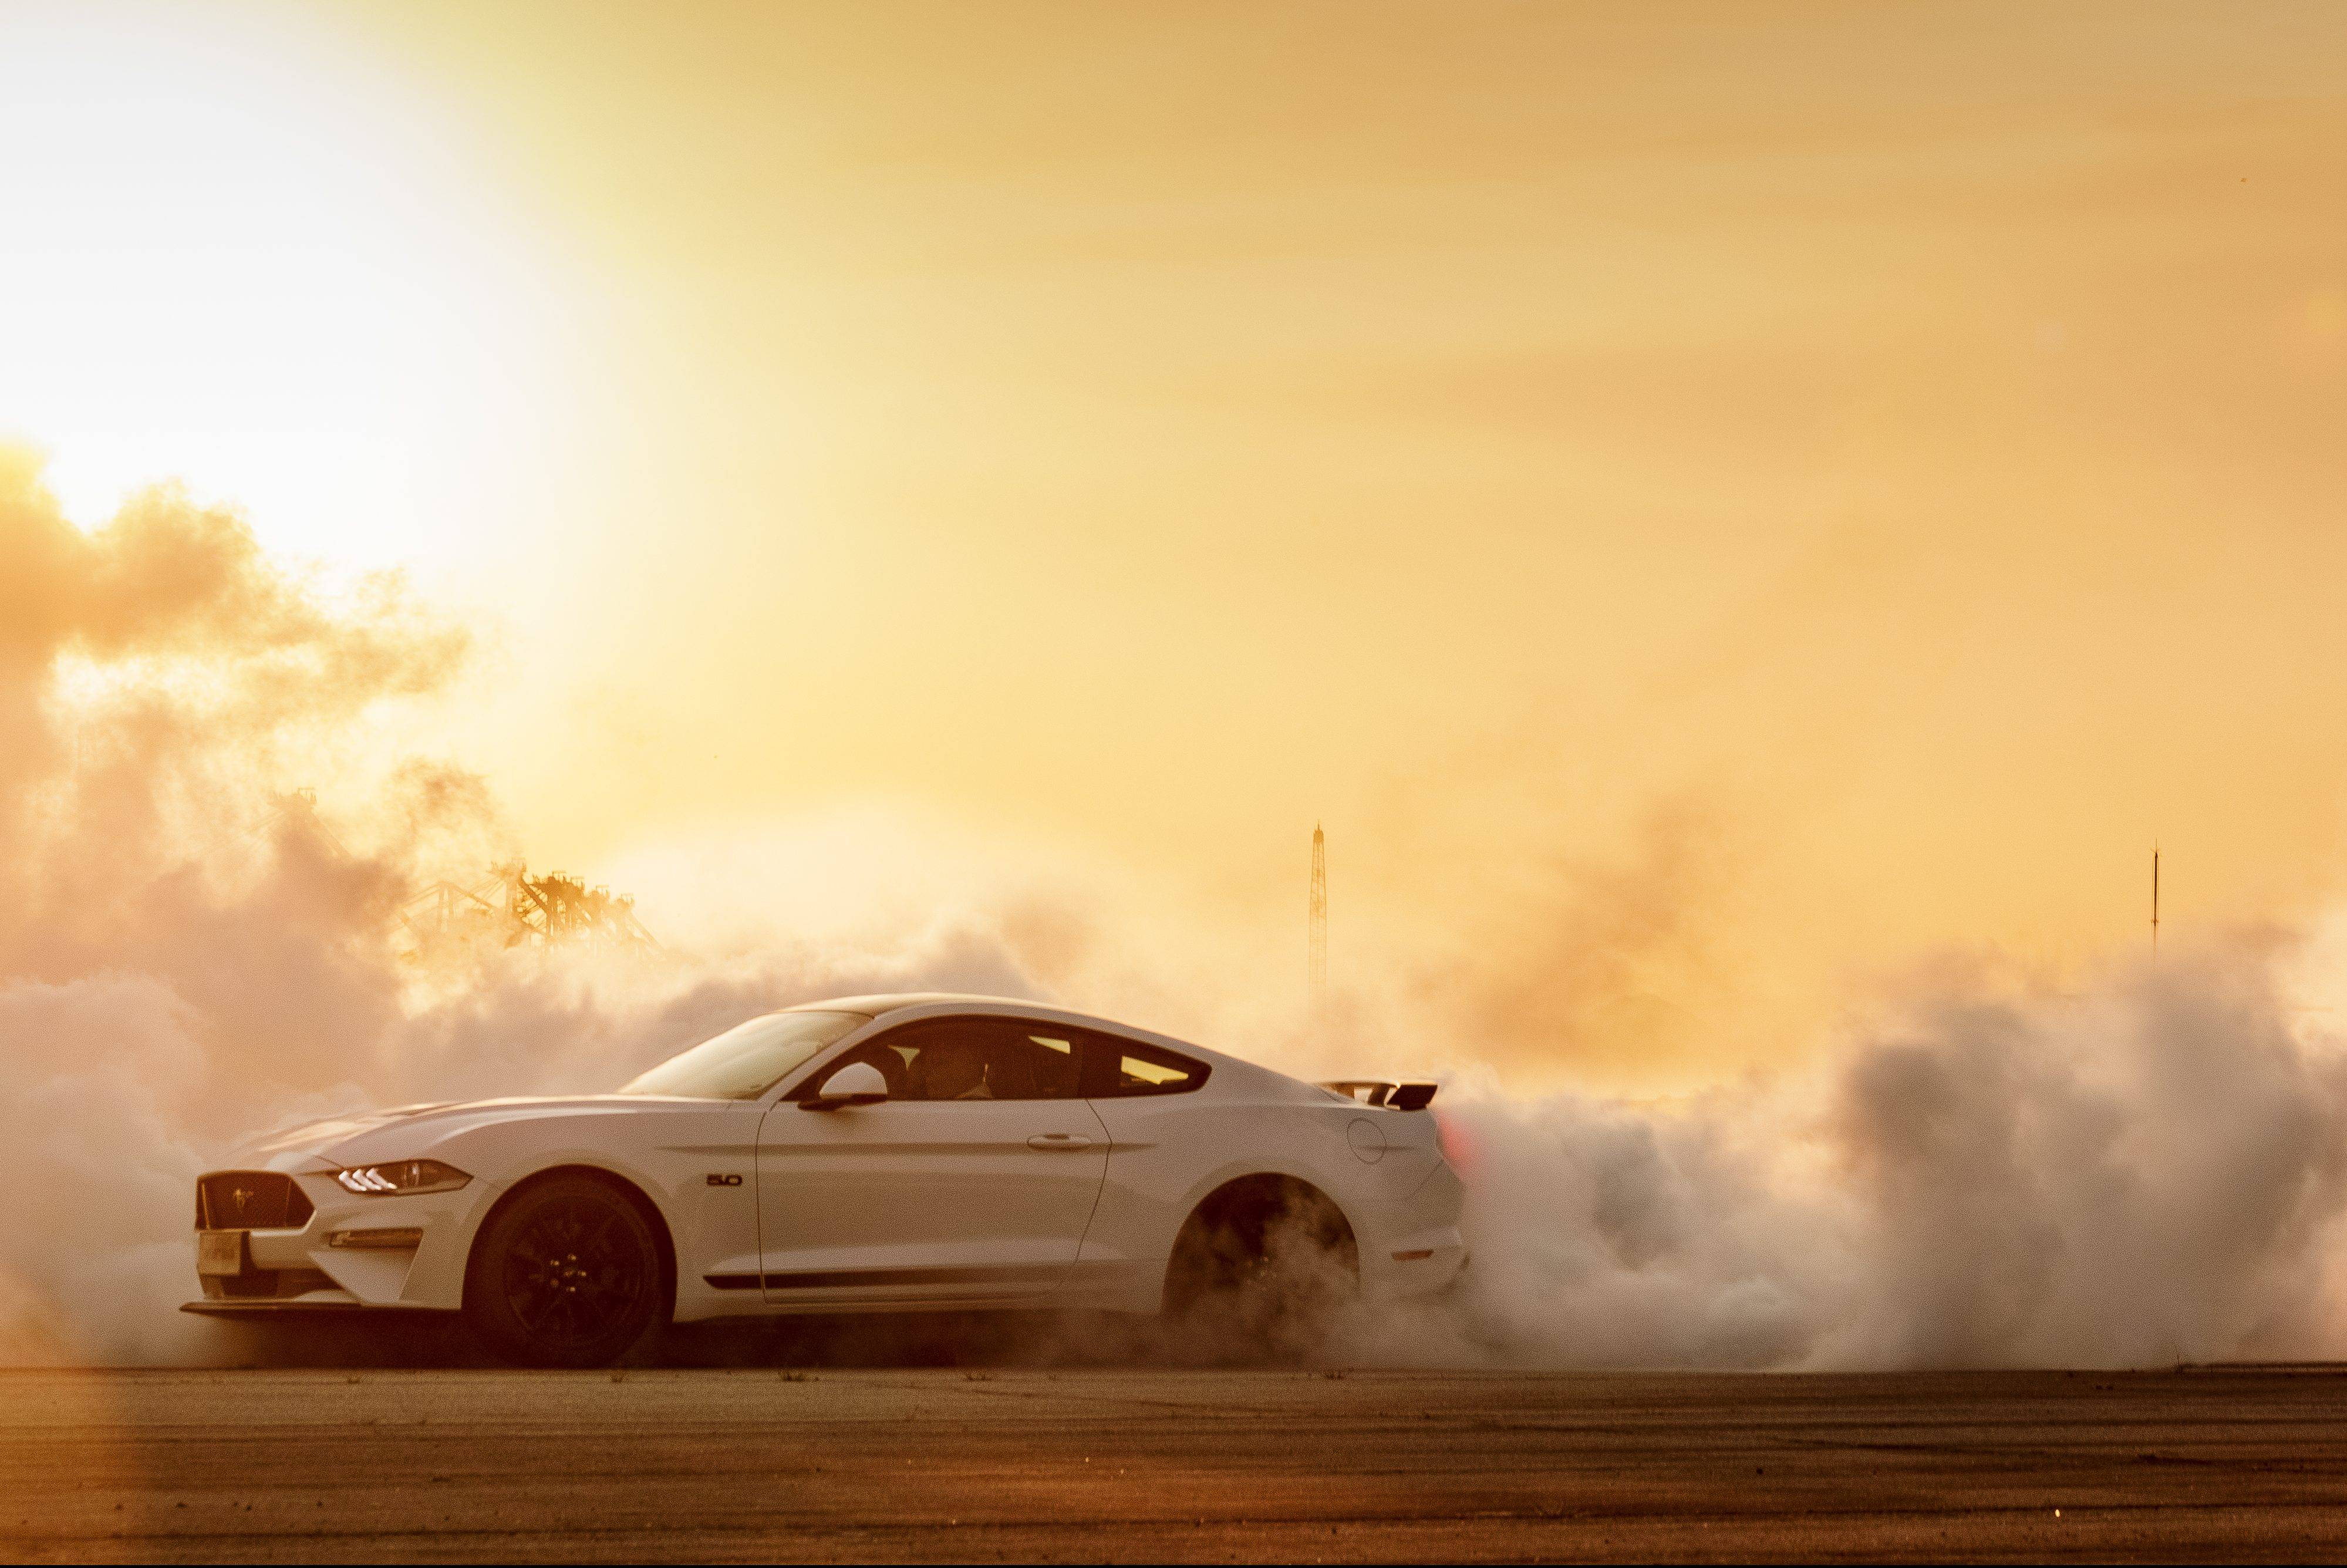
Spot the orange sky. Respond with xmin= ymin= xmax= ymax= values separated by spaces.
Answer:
xmin=5 ymin=1 xmax=2345 ymax=1087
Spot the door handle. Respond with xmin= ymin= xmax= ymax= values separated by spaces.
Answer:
xmin=1027 ymin=1134 xmax=1094 ymax=1151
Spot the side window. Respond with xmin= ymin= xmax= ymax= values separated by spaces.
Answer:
xmin=1081 ymin=1033 xmax=1210 ymax=1098
xmin=861 ymin=1019 xmax=1084 ymax=1102
xmin=990 ymin=1027 xmax=1083 ymax=1100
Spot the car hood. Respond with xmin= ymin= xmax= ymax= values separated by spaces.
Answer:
xmin=238 ymin=1095 xmax=715 ymax=1172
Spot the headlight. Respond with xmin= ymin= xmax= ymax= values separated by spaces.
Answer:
xmin=333 ymin=1159 xmax=470 ymax=1196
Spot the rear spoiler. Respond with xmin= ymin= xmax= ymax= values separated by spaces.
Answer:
xmin=1318 ymin=1078 xmax=1438 ymax=1111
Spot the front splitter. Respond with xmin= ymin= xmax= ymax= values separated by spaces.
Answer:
xmin=180 ymin=1300 xmax=454 ymax=1318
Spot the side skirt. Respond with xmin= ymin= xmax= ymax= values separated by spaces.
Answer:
xmin=707 ymin=1263 xmax=1078 ymax=1293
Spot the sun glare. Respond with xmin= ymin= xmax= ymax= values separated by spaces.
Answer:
xmin=0 ymin=4 xmax=560 ymax=570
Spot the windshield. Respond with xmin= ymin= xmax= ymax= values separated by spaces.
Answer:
xmin=618 ymin=1010 xmax=868 ymax=1100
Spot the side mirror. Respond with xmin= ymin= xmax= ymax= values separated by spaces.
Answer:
xmin=802 ymin=1060 xmax=889 ymax=1111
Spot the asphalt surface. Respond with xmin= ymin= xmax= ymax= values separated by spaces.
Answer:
xmin=5 ymin=1364 xmax=2347 ymax=1561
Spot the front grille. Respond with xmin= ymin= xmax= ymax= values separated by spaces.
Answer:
xmin=195 ymin=1172 xmax=314 ymax=1231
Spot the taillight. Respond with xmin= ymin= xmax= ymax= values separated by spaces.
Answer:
xmin=1433 ymin=1110 xmax=1476 ymax=1180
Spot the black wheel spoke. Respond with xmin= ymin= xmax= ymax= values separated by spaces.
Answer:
xmin=495 ymin=1190 xmax=654 ymax=1356
xmin=509 ymin=1283 xmax=554 ymax=1333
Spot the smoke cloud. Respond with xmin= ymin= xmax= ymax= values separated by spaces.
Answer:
xmin=0 ymin=456 xmax=1048 ymax=1363
xmin=1367 ymin=949 xmax=2347 ymax=1370
xmin=7 ymin=451 xmax=2347 ymax=1371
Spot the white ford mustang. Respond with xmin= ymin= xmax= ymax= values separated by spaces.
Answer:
xmin=186 ymin=994 xmax=1467 ymax=1365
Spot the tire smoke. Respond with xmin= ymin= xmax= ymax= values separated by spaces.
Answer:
xmin=1367 ymin=956 xmax=2347 ymax=1370
xmin=0 ymin=459 xmax=1042 ymax=1363
xmin=8 ymin=454 xmax=2347 ymax=1370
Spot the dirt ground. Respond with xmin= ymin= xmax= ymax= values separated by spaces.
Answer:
xmin=5 ymin=1363 xmax=2347 ymax=1562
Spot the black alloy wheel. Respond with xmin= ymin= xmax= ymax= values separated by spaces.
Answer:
xmin=463 ymin=1175 xmax=663 ymax=1368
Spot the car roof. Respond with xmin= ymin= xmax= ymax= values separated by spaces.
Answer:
xmin=786 ymin=993 xmax=1257 ymax=1075
xmin=791 ymin=992 xmax=1024 ymax=1019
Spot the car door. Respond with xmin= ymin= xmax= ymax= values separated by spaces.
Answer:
xmin=751 ymin=1016 xmax=1111 ymax=1305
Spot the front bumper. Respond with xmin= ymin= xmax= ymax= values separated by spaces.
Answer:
xmin=187 ymin=1169 xmax=484 ymax=1311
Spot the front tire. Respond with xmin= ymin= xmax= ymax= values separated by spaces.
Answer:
xmin=463 ymin=1175 xmax=663 ymax=1368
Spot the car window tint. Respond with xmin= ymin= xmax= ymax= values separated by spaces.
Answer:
xmin=865 ymin=1019 xmax=1085 ymax=1101
xmin=1081 ymin=1033 xmax=1210 ymax=1098
xmin=1023 ymin=1034 xmax=1081 ymax=1097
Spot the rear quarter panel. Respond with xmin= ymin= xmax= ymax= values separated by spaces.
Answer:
xmin=1068 ymin=1065 xmax=1460 ymax=1310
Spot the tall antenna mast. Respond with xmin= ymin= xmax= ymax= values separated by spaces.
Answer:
xmin=1309 ymin=823 xmax=1327 ymax=1014
xmin=2150 ymin=843 xmax=2160 ymax=957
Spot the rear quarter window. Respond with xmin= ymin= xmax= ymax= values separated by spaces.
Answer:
xmin=1081 ymin=1033 xmax=1210 ymax=1097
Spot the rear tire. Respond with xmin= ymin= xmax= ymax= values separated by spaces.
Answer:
xmin=463 ymin=1175 xmax=663 ymax=1368
xmin=1161 ymin=1178 xmax=1358 ymax=1363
